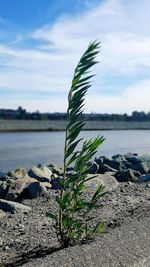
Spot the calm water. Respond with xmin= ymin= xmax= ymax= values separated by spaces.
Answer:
xmin=0 ymin=130 xmax=150 ymax=171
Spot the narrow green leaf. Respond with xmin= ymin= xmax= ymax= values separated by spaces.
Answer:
xmin=72 ymin=75 xmax=94 ymax=87
xmin=71 ymin=81 xmax=90 ymax=92
xmin=67 ymin=151 xmax=79 ymax=166
xmin=71 ymin=87 xmax=88 ymax=102
xmin=62 ymin=192 xmax=70 ymax=205
xmin=47 ymin=212 xmax=57 ymax=220
xmin=91 ymin=184 xmax=105 ymax=202
xmin=66 ymin=138 xmax=82 ymax=158
xmin=67 ymin=123 xmax=85 ymax=143
xmin=85 ymin=175 xmax=98 ymax=182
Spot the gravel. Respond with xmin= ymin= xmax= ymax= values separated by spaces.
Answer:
xmin=0 ymin=182 xmax=150 ymax=267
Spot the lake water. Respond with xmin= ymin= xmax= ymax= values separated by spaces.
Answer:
xmin=0 ymin=130 xmax=150 ymax=172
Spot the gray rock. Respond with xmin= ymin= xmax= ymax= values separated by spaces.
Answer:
xmin=118 ymin=162 xmax=127 ymax=172
xmin=124 ymin=154 xmax=141 ymax=164
xmin=28 ymin=166 xmax=52 ymax=183
xmin=0 ymin=172 xmax=7 ymax=181
xmin=139 ymin=174 xmax=150 ymax=183
xmin=86 ymin=174 xmax=119 ymax=193
xmin=123 ymin=161 xmax=133 ymax=169
xmin=117 ymin=168 xmax=141 ymax=182
xmin=95 ymin=156 xmax=127 ymax=172
xmin=96 ymin=156 xmax=111 ymax=164
xmin=87 ymin=161 xmax=99 ymax=174
xmin=0 ymin=199 xmax=31 ymax=213
xmin=102 ymin=164 xmax=117 ymax=173
xmin=48 ymin=164 xmax=63 ymax=176
xmin=139 ymin=154 xmax=150 ymax=161
xmin=6 ymin=176 xmax=48 ymax=201
xmin=139 ymin=154 xmax=150 ymax=169
xmin=112 ymin=154 xmax=126 ymax=162
xmin=0 ymin=209 xmax=6 ymax=219
xmin=51 ymin=176 xmax=62 ymax=190
xmin=94 ymin=157 xmax=104 ymax=170
xmin=7 ymin=168 xmax=27 ymax=180
xmin=0 ymin=181 xmax=9 ymax=198
xmin=124 ymin=152 xmax=138 ymax=157
xmin=105 ymin=158 xmax=121 ymax=170
xmin=21 ymin=181 xmax=47 ymax=199
xmin=133 ymin=162 xmax=149 ymax=174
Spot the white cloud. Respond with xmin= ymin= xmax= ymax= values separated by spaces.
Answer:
xmin=86 ymin=79 xmax=150 ymax=114
xmin=0 ymin=0 xmax=150 ymax=113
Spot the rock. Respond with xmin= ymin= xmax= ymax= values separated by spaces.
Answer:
xmin=28 ymin=166 xmax=52 ymax=183
xmin=6 ymin=176 xmax=48 ymax=201
xmin=116 ymin=169 xmax=141 ymax=182
xmin=139 ymin=154 xmax=150 ymax=169
xmin=123 ymin=161 xmax=133 ymax=169
xmin=96 ymin=156 xmax=119 ymax=170
xmin=7 ymin=168 xmax=27 ymax=179
xmin=124 ymin=152 xmax=138 ymax=157
xmin=87 ymin=161 xmax=99 ymax=174
xmin=102 ymin=164 xmax=117 ymax=173
xmin=0 ymin=199 xmax=31 ymax=213
xmin=0 ymin=181 xmax=9 ymax=198
xmin=48 ymin=164 xmax=63 ymax=176
xmin=20 ymin=180 xmax=48 ymax=199
xmin=139 ymin=174 xmax=150 ymax=183
xmin=124 ymin=154 xmax=141 ymax=164
xmin=0 ymin=209 xmax=6 ymax=218
xmin=51 ymin=176 xmax=62 ymax=190
xmin=85 ymin=174 xmax=119 ymax=193
xmin=139 ymin=154 xmax=150 ymax=161
xmin=42 ymin=182 xmax=52 ymax=190
xmin=0 ymin=172 xmax=7 ymax=181
xmin=96 ymin=156 xmax=110 ymax=165
xmin=112 ymin=154 xmax=126 ymax=162
xmin=94 ymin=157 xmax=104 ymax=170
xmin=133 ymin=162 xmax=149 ymax=174
xmin=118 ymin=162 xmax=128 ymax=172
xmin=104 ymin=158 xmax=121 ymax=170
xmin=95 ymin=156 xmax=129 ymax=173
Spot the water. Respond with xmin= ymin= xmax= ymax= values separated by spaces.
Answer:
xmin=0 ymin=130 xmax=150 ymax=171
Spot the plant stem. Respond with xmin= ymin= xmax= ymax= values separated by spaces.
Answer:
xmin=59 ymin=109 xmax=69 ymax=239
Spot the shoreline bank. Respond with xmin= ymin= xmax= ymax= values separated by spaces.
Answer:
xmin=1 ymin=119 xmax=150 ymax=132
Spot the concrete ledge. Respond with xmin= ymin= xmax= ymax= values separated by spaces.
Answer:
xmin=22 ymin=210 xmax=150 ymax=267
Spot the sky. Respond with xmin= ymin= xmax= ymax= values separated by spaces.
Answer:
xmin=0 ymin=0 xmax=150 ymax=114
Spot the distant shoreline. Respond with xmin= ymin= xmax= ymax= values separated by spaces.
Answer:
xmin=1 ymin=128 xmax=150 ymax=132
xmin=1 ymin=119 xmax=150 ymax=132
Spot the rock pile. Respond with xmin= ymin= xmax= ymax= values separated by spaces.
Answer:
xmin=88 ymin=153 xmax=150 ymax=183
xmin=0 ymin=153 xmax=150 ymax=208
xmin=0 ymin=164 xmax=60 ymax=212
xmin=0 ymin=165 xmax=53 ymax=202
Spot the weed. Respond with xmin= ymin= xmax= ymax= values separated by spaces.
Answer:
xmin=48 ymin=41 xmax=106 ymax=246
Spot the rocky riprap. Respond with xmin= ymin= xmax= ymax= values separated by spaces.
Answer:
xmin=0 ymin=153 xmax=150 ymax=266
xmin=91 ymin=152 xmax=150 ymax=182
xmin=0 ymin=153 xmax=150 ymax=203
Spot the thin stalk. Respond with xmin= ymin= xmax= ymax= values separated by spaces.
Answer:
xmin=58 ymin=105 xmax=70 ymax=240
xmin=59 ymin=133 xmax=67 ymax=238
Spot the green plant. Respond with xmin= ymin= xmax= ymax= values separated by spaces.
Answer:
xmin=49 ymin=41 xmax=106 ymax=246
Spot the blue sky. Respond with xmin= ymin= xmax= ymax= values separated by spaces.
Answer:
xmin=0 ymin=0 xmax=150 ymax=114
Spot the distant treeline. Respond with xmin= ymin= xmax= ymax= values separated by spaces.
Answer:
xmin=0 ymin=106 xmax=150 ymax=121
